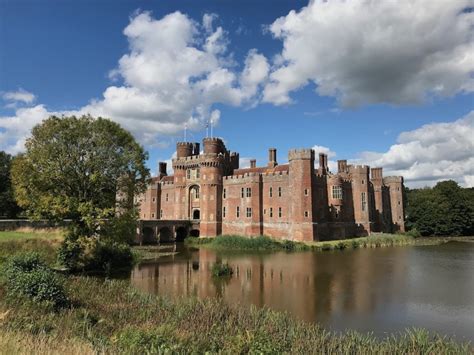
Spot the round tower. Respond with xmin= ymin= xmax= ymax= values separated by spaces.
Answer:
xmin=203 ymin=137 xmax=225 ymax=154
xmin=176 ymin=142 xmax=194 ymax=158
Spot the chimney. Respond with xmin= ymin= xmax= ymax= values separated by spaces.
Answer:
xmin=371 ymin=167 xmax=383 ymax=180
xmin=268 ymin=148 xmax=277 ymax=168
xmin=338 ymin=160 xmax=347 ymax=173
xmin=158 ymin=162 xmax=167 ymax=177
xmin=193 ymin=143 xmax=200 ymax=156
xmin=319 ymin=153 xmax=328 ymax=174
xmin=250 ymin=159 xmax=256 ymax=168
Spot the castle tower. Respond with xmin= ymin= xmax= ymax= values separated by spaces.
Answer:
xmin=370 ymin=167 xmax=384 ymax=232
xmin=349 ymin=165 xmax=371 ymax=235
xmin=383 ymin=176 xmax=405 ymax=232
xmin=327 ymin=175 xmax=344 ymax=221
xmin=288 ymin=149 xmax=316 ymax=241
xmin=200 ymin=138 xmax=225 ymax=237
xmin=173 ymin=142 xmax=197 ymax=219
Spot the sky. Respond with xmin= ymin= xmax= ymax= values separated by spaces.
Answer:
xmin=1 ymin=0 xmax=473 ymax=188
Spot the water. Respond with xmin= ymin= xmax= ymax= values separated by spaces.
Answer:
xmin=130 ymin=241 xmax=474 ymax=341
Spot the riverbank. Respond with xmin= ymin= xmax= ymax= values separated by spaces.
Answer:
xmin=0 ymin=231 xmax=472 ymax=353
xmin=185 ymin=233 xmax=472 ymax=252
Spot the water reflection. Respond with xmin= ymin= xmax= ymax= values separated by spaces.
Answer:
xmin=131 ymin=242 xmax=474 ymax=341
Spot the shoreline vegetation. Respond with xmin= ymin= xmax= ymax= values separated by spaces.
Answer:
xmin=185 ymin=233 xmax=473 ymax=252
xmin=0 ymin=230 xmax=472 ymax=353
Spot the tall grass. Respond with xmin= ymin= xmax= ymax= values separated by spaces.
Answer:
xmin=186 ymin=233 xmax=458 ymax=252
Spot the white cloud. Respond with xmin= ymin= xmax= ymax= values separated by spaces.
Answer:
xmin=355 ymin=111 xmax=474 ymax=188
xmin=263 ymin=0 xmax=474 ymax=107
xmin=0 ymin=11 xmax=269 ymax=153
xmin=312 ymin=145 xmax=336 ymax=159
xmin=2 ymin=89 xmax=36 ymax=104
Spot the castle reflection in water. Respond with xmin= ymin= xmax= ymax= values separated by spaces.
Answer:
xmin=130 ymin=246 xmax=409 ymax=326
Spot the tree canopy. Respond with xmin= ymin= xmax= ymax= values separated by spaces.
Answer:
xmin=11 ymin=115 xmax=150 ymax=236
xmin=406 ymin=180 xmax=474 ymax=236
xmin=0 ymin=151 xmax=22 ymax=218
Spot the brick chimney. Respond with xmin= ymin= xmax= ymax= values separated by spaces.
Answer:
xmin=250 ymin=159 xmax=256 ymax=168
xmin=268 ymin=148 xmax=277 ymax=168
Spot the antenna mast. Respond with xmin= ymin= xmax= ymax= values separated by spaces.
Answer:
xmin=184 ymin=123 xmax=187 ymax=142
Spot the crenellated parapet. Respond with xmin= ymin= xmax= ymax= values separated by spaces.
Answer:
xmin=383 ymin=176 xmax=403 ymax=184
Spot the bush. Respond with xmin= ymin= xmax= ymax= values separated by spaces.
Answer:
xmin=211 ymin=263 xmax=233 ymax=277
xmin=406 ymin=228 xmax=422 ymax=238
xmin=58 ymin=232 xmax=134 ymax=273
xmin=4 ymin=252 xmax=68 ymax=308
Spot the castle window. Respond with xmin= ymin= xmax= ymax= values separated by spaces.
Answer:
xmin=398 ymin=201 xmax=401 ymax=205
xmin=151 ymin=213 xmax=155 ymax=218
xmin=160 ymin=210 xmax=163 ymax=218
xmin=304 ymin=211 xmax=309 ymax=218
xmin=223 ymin=188 xmax=226 ymax=199
xmin=269 ymin=187 xmax=273 ymax=197
xmin=191 ymin=186 xmax=200 ymax=200
xmin=246 ymin=187 xmax=252 ymax=197
xmin=362 ymin=179 xmax=364 ymax=185
xmin=361 ymin=192 xmax=367 ymax=211
xmin=166 ymin=194 xmax=169 ymax=202
xmin=264 ymin=209 xmax=266 ymax=215
xmin=241 ymin=188 xmax=244 ymax=198
xmin=278 ymin=207 xmax=282 ymax=218
xmin=236 ymin=206 xmax=240 ymax=218
xmin=152 ymin=197 xmax=156 ymax=202
xmin=332 ymin=186 xmax=343 ymax=199
xmin=223 ymin=206 xmax=226 ymax=218
xmin=246 ymin=207 xmax=252 ymax=218
xmin=187 ymin=170 xmax=191 ymax=179
xmin=269 ymin=208 xmax=273 ymax=218
xmin=196 ymin=169 xmax=200 ymax=178
xmin=278 ymin=187 xmax=282 ymax=197
xmin=304 ymin=189 xmax=309 ymax=196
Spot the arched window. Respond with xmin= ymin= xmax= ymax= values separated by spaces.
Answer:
xmin=191 ymin=186 xmax=200 ymax=200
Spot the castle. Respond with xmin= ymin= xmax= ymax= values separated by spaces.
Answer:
xmin=137 ymin=137 xmax=405 ymax=242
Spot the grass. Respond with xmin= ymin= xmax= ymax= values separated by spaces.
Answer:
xmin=185 ymin=233 xmax=465 ymax=252
xmin=0 ymin=230 xmax=472 ymax=353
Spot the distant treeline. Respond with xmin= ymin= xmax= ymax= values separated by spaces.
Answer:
xmin=405 ymin=180 xmax=474 ymax=237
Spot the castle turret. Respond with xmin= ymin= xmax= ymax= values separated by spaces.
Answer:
xmin=176 ymin=142 xmax=194 ymax=158
xmin=289 ymin=149 xmax=316 ymax=241
xmin=200 ymin=138 xmax=225 ymax=237
xmin=383 ymin=176 xmax=405 ymax=233
xmin=370 ymin=167 xmax=384 ymax=232
xmin=349 ymin=165 xmax=371 ymax=235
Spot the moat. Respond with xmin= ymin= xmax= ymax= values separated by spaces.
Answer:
xmin=130 ymin=241 xmax=474 ymax=342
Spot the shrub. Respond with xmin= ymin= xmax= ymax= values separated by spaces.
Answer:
xmin=406 ymin=228 xmax=422 ymax=238
xmin=212 ymin=263 xmax=233 ymax=277
xmin=58 ymin=232 xmax=134 ymax=273
xmin=4 ymin=252 xmax=68 ymax=308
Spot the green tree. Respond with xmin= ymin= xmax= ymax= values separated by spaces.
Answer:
xmin=11 ymin=115 xmax=150 ymax=258
xmin=406 ymin=180 xmax=474 ymax=236
xmin=0 ymin=151 xmax=22 ymax=218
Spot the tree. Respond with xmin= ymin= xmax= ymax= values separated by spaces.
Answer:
xmin=11 ymin=115 xmax=150 ymax=239
xmin=0 ymin=151 xmax=22 ymax=218
xmin=406 ymin=180 xmax=474 ymax=236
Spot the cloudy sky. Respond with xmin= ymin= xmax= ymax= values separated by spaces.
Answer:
xmin=1 ymin=0 xmax=473 ymax=188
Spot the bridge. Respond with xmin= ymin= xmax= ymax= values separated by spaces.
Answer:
xmin=137 ymin=219 xmax=200 ymax=244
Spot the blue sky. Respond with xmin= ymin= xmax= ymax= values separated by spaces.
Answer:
xmin=1 ymin=0 xmax=473 ymax=187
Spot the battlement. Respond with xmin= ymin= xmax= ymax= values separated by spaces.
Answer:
xmin=383 ymin=176 xmax=403 ymax=184
xmin=349 ymin=165 xmax=369 ymax=174
xmin=288 ymin=149 xmax=315 ymax=161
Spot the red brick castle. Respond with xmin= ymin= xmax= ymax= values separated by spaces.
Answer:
xmin=137 ymin=137 xmax=404 ymax=242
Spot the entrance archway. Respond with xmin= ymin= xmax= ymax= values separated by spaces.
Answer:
xmin=192 ymin=209 xmax=200 ymax=220
xmin=190 ymin=229 xmax=200 ymax=238
xmin=159 ymin=227 xmax=173 ymax=243
xmin=176 ymin=226 xmax=187 ymax=242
